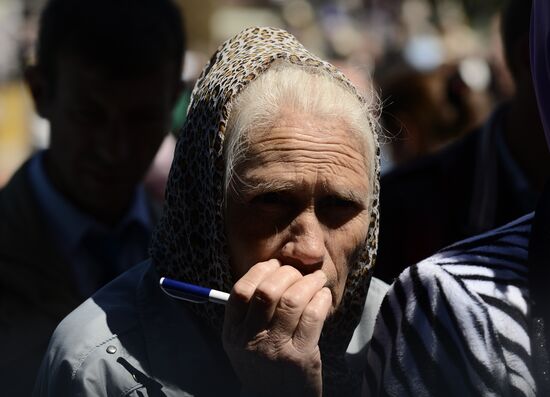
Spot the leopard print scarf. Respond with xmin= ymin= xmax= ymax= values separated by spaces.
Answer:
xmin=151 ymin=27 xmax=380 ymax=394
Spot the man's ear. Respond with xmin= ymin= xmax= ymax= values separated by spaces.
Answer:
xmin=25 ymin=65 xmax=53 ymax=118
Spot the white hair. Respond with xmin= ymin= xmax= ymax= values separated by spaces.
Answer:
xmin=223 ymin=61 xmax=378 ymax=207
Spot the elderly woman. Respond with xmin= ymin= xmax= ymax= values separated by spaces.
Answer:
xmin=34 ymin=27 xmax=386 ymax=396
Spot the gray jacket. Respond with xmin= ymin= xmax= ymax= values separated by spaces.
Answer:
xmin=33 ymin=261 xmax=389 ymax=396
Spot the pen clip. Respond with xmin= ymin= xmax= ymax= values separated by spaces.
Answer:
xmin=160 ymin=286 xmax=209 ymax=304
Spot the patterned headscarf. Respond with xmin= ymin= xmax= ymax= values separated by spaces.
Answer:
xmin=151 ymin=27 xmax=380 ymax=393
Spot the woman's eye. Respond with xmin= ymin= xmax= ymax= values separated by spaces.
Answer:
xmin=321 ymin=196 xmax=358 ymax=209
xmin=317 ymin=196 xmax=363 ymax=228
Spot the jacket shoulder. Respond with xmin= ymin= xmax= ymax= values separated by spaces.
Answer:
xmin=33 ymin=262 xmax=152 ymax=396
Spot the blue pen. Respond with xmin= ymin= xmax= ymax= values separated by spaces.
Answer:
xmin=159 ymin=277 xmax=230 ymax=305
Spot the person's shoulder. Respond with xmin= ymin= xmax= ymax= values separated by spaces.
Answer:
xmin=0 ymin=160 xmax=33 ymax=218
xmin=372 ymin=215 xmax=535 ymax=395
xmin=408 ymin=212 xmax=533 ymax=288
xmin=34 ymin=262 xmax=151 ymax=396
xmin=433 ymin=211 xmax=533 ymax=265
xmin=0 ymin=159 xmax=46 ymax=266
xmin=50 ymin=260 xmax=150 ymax=351
xmin=0 ymin=157 xmax=48 ymax=251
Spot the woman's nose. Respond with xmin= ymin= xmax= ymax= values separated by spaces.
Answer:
xmin=280 ymin=211 xmax=326 ymax=270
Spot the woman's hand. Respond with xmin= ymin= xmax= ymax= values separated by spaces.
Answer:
xmin=222 ymin=259 xmax=332 ymax=397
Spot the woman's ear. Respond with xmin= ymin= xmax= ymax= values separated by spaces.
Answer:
xmin=25 ymin=65 xmax=53 ymax=119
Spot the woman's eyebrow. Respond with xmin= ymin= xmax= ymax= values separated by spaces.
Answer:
xmin=239 ymin=178 xmax=296 ymax=195
xmin=321 ymin=180 xmax=369 ymax=203
xmin=239 ymin=178 xmax=368 ymax=203
xmin=324 ymin=188 xmax=368 ymax=206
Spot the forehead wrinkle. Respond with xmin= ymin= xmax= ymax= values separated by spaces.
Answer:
xmin=260 ymin=147 xmax=364 ymax=167
xmin=253 ymin=129 xmax=364 ymax=153
xmin=241 ymin=143 xmax=369 ymax=189
xmin=240 ymin=165 xmax=370 ymax=204
xmin=245 ymin=112 xmax=369 ymax=169
xmin=236 ymin=114 xmax=371 ymax=205
xmin=245 ymin=156 xmax=367 ymax=182
xmin=250 ymin=128 xmax=366 ymax=166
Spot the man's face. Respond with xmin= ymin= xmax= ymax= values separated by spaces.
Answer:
xmin=37 ymin=56 xmax=178 ymax=221
xmin=225 ymin=111 xmax=371 ymax=313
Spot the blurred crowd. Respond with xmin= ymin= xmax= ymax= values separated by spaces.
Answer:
xmin=1 ymin=0 xmax=546 ymax=395
xmin=0 ymin=0 xmax=511 ymax=186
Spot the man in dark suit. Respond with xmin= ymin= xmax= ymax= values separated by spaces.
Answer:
xmin=0 ymin=0 xmax=185 ymax=394
xmin=375 ymin=0 xmax=549 ymax=282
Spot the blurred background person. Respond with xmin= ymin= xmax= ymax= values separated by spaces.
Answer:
xmin=366 ymin=0 xmax=550 ymax=394
xmin=376 ymin=60 xmax=486 ymax=165
xmin=0 ymin=0 xmax=185 ymax=394
xmin=375 ymin=0 xmax=548 ymax=282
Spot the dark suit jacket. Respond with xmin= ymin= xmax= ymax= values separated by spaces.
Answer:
xmin=375 ymin=115 xmax=537 ymax=283
xmin=0 ymin=161 xmax=160 ymax=396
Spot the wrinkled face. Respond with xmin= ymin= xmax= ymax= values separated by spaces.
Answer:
xmin=225 ymin=111 xmax=371 ymax=312
xmin=39 ymin=56 xmax=178 ymax=220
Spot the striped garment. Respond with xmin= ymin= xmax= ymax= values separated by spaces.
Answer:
xmin=366 ymin=213 xmax=535 ymax=397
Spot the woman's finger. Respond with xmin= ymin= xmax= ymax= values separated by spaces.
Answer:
xmin=242 ymin=265 xmax=303 ymax=340
xmin=269 ymin=270 xmax=327 ymax=341
xmin=224 ymin=259 xmax=281 ymax=334
xmin=292 ymin=287 xmax=332 ymax=353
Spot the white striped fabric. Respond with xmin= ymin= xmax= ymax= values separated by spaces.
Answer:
xmin=366 ymin=213 xmax=534 ymax=396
